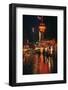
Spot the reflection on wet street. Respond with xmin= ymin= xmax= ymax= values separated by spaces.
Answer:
xmin=23 ymin=40 xmax=57 ymax=75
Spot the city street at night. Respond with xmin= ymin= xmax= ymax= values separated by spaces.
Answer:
xmin=23 ymin=15 xmax=57 ymax=75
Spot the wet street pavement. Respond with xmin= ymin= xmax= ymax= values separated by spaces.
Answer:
xmin=23 ymin=47 xmax=57 ymax=75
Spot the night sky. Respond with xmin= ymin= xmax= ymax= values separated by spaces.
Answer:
xmin=23 ymin=15 xmax=57 ymax=43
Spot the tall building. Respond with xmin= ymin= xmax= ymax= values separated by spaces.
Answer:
xmin=38 ymin=16 xmax=46 ymax=42
xmin=38 ymin=22 xmax=46 ymax=42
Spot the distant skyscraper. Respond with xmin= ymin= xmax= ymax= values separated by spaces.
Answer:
xmin=38 ymin=22 xmax=46 ymax=42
